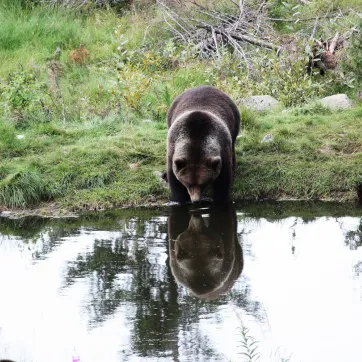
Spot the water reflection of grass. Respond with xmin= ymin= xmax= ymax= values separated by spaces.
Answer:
xmin=238 ymin=322 xmax=260 ymax=362
xmin=236 ymin=322 xmax=292 ymax=362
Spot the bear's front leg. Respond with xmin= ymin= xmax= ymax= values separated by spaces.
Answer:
xmin=167 ymin=169 xmax=190 ymax=204
xmin=212 ymin=158 xmax=232 ymax=203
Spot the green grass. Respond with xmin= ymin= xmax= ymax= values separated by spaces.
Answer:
xmin=1 ymin=1 xmax=362 ymax=210
xmin=0 ymin=113 xmax=169 ymax=209
xmin=234 ymin=107 xmax=362 ymax=202
xmin=0 ymin=1 xmax=117 ymax=74
xmin=2 ymin=106 xmax=362 ymax=209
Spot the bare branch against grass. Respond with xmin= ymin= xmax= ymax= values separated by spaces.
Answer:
xmin=47 ymin=61 xmax=66 ymax=123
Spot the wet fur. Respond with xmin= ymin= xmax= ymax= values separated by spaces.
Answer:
xmin=167 ymin=86 xmax=240 ymax=203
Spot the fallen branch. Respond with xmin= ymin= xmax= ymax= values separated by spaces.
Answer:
xmin=197 ymin=25 xmax=280 ymax=52
xmin=310 ymin=17 xmax=318 ymax=39
xmin=329 ymin=32 xmax=340 ymax=54
xmin=227 ymin=30 xmax=281 ymax=52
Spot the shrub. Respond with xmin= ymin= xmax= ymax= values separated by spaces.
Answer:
xmin=0 ymin=66 xmax=50 ymax=126
xmin=341 ymin=21 xmax=362 ymax=82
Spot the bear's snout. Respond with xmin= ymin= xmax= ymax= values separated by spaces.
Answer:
xmin=188 ymin=186 xmax=201 ymax=203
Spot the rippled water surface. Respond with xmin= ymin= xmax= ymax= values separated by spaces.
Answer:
xmin=1 ymin=202 xmax=362 ymax=362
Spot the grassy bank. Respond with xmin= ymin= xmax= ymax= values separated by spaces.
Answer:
xmin=1 ymin=0 xmax=362 ymax=211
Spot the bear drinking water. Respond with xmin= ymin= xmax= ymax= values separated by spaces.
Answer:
xmin=168 ymin=203 xmax=243 ymax=299
xmin=166 ymin=86 xmax=240 ymax=203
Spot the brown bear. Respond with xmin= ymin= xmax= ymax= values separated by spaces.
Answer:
xmin=167 ymin=85 xmax=240 ymax=203
xmin=168 ymin=203 xmax=243 ymax=299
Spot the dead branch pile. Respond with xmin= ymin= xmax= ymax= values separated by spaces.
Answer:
xmin=156 ymin=0 xmax=281 ymax=60
xmin=156 ymin=0 xmax=361 ymax=75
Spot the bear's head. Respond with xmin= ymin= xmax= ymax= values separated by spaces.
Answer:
xmin=168 ymin=204 xmax=243 ymax=299
xmin=173 ymin=155 xmax=221 ymax=202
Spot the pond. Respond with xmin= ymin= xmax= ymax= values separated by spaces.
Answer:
xmin=0 ymin=202 xmax=362 ymax=362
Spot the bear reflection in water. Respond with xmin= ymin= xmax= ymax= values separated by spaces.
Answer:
xmin=168 ymin=203 xmax=243 ymax=299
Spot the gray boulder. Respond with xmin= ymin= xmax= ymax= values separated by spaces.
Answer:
xmin=319 ymin=94 xmax=353 ymax=110
xmin=261 ymin=134 xmax=274 ymax=143
xmin=239 ymin=95 xmax=280 ymax=111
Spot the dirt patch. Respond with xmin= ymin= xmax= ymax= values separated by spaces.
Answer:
xmin=0 ymin=203 xmax=79 ymax=219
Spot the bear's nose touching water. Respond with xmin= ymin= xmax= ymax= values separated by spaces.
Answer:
xmin=166 ymin=86 xmax=241 ymax=204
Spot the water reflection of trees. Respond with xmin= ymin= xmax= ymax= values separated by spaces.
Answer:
xmin=3 ymin=204 xmax=362 ymax=359
xmin=61 ymin=213 xmax=262 ymax=361
xmin=344 ymin=218 xmax=362 ymax=250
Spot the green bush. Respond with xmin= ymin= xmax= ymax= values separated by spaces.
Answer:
xmin=341 ymin=21 xmax=362 ymax=82
xmin=0 ymin=66 xmax=51 ymax=126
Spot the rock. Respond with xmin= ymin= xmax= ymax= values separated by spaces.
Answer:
xmin=262 ymin=134 xmax=274 ymax=143
xmin=129 ymin=162 xmax=141 ymax=170
xmin=16 ymin=135 xmax=25 ymax=139
xmin=238 ymin=95 xmax=280 ymax=111
xmin=319 ymin=94 xmax=353 ymax=110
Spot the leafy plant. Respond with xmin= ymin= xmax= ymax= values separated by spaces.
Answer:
xmin=0 ymin=65 xmax=52 ymax=127
xmin=238 ymin=322 xmax=260 ymax=362
xmin=341 ymin=21 xmax=362 ymax=82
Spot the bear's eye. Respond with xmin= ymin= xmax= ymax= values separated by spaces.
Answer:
xmin=207 ymin=156 xmax=221 ymax=170
xmin=174 ymin=158 xmax=186 ymax=170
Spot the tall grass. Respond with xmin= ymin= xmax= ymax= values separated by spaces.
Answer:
xmin=0 ymin=1 xmax=117 ymax=75
xmin=0 ymin=167 xmax=61 ymax=208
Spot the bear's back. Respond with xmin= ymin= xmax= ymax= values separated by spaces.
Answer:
xmin=167 ymin=86 xmax=240 ymax=140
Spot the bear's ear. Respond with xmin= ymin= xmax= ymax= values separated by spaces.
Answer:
xmin=207 ymin=156 xmax=221 ymax=170
xmin=174 ymin=158 xmax=187 ymax=170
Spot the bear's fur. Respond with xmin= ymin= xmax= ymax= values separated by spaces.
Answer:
xmin=168 ymin=203 xmax=243 ymax=299
xmin=167 ymin=86 xmax=240 ymax=203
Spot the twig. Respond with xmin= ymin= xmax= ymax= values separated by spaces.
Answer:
xmin=199 ymin=26 xmax=280 ymax=52
xmin=310 ymin=17 xmax=318 ymax=39
xmin=161 ymin=7 xmax=191 ymax=39
xmin=227 ymin=0 xmax=239 ymax=8
xmin=257 ymin=0 xmax=268 ymax=14
xmin=329 ymin=32 xmax=339 ymax=54
xmin=224 ymin=33 xmax=250 ymax=75
xmin=239 ymin=0 xmax=244 ymax=17
xmin=211 ymin=27 xmax=220 ymax=58
xmin=229 ymin=31 xmax=281 ymax=51
xmin=47 ymin=93 xmax=62 ymax=115
xmin=143 ymin=20 xmax=164 ymax=41
xmin=54 ymin=76 xmax=66 ymax=124
xmin=162 ymin=13 xmax=186 ymax=41
xmin=194 ymin=8 xmax=235 ymax=25
xmin=157 ymin=0 xmax=192 ymax=35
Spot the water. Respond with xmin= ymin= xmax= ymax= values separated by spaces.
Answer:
xmin=0 ymin=202 xmax=362 ymax=362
